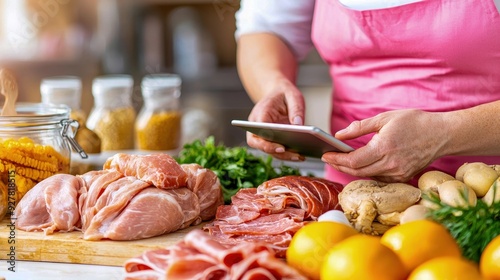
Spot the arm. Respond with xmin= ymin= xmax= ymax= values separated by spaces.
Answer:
xmin=440 ymin=101 xmax=500 ymax=156
xmin=322 ymin=101 xmax=500 ymax=182
xmin=237 ymin=33 xmax=298 ymax=103
xmin=235 ymin=0 xmax=315 ymax=160
xmin=237 ymin=33 xmax=306 ymax=160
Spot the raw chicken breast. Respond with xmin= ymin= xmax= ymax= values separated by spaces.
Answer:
xmin=91 ymin=187 xmax=201 ymax=240
xmin=181 ymin=164 xmax=224 ymax=221
xmin=103 ymin=153 xmax=188 ymax=189
xmin=14 ymin=174 xmax=86 ymax=234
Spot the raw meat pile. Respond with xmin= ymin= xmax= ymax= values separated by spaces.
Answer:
xmin=203 ymin=176 xmax=343 ymax=257
xmin=13 ymin=153 xmax=224 ymax=240
xmin=124 ymin=229 xmax=308 ymax=280
xmin=123 ymin=175 xmax=342 ymax=279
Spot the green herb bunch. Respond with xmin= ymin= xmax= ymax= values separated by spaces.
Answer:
xmin=426 ymin=192 xmax=500 ymax=263
xmin=175 ymin=136 xmax=302 ymax=204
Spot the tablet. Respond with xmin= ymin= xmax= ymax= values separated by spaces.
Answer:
xmin=231 ymin=120 xmax=354 ymax=158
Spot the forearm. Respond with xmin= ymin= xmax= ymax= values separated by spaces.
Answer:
xmin=237 ymin=33 xmax=298 ymax=102
xmin=440 ymin=100 xmax=500 ymax=156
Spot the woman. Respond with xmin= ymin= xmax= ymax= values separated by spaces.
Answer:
xmin=236 ymin=0 xmax=500 ymax=185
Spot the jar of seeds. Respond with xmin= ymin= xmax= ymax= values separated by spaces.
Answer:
xmin=135 ymin=74 xmax=182 ymax=151
xmin=87 ymin=75 xmax=135 ymax=151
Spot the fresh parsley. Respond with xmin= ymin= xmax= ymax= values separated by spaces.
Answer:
xmin=175 ymin=136 xmax=303 ymax=204
xmin=426 ymin=191 xmax=500 ymax=263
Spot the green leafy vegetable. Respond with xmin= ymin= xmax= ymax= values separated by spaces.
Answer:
xmin=425 ymin=191 xmax=500 ymax=263
xmin=175 ymin=136 xmax=303 ymax=204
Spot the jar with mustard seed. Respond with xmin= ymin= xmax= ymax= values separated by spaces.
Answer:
xmin=136 ymin=74 xmax=182 ymax=151
xmin=87 ymin=75 xmax=136 ymax=151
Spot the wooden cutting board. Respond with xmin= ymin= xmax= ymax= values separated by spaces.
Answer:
xmin=0 ymin=218 xmax=203 ymax=266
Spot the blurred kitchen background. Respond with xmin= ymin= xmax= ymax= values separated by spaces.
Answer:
xmin=0 ymin=0 xmax=331 ymax=147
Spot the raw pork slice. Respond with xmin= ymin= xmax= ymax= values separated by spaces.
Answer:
xmin=123 ymin=229 xmax=308 ymax=280
xmin=14 ymin=174 xmax=86 ymax=234
xmin=181 ymin=164 xmax=223 ymax=221
xmin=257 ymin=176 xmax=343 ymax=219
xmin=103 ymin=153 xmax=188 ymax=189
xmin=203 ymin=176 xmax=343 ymax=257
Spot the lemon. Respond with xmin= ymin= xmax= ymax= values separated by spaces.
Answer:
xmin=408 ymin=256 xmax=482 ymax=280
xmin=380 ymin=220 xmax=461 ymax=275
xmin=321 ymin=234 xmax=407 ymax=280
xmin=286 ymin=221 xmax=358 ymax=280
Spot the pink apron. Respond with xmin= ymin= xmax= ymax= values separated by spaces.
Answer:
xmin=311 ymin=0 xmax=500 ymax=185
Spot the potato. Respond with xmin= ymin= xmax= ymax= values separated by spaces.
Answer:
xmin=455 ymin=162 xmax=488 ymax=181
xmin=418 ymin=170 xmax=455 ymax=194
xmin=462 ymin=164 xmax=498 ymax=197
xmin=482 ymin=178 xmax=500 ymax=205
xmin=490 ymin=164 xmax=500 ymax=176
xmin=400 ymin=204 xmax=429 ymax=224
xmin=438 ymin=180 xmax=477 ymax=208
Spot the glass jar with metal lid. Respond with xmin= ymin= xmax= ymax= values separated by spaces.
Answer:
xmin=135 ymin=74 xmax=182 ymax=150
xmin=0 ymin=103 xmax=86 ymax=218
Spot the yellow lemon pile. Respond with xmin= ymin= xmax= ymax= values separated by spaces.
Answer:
xmin=286 ymin=218 xmax=496 ymax=280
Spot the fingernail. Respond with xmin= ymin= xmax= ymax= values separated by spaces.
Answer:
xmin=291 ymin=156 xmax=300 ymax=161
xmin=292 ymin=116 xmax=303 ymax=125
xmin=275 ymin=147 xmax=285 ymax=153
xmin=337 ymin=127 xmax=349 ymax=135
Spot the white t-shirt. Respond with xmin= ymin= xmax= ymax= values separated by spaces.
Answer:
xmin=235 ymin=0 xmax=500 ymax=60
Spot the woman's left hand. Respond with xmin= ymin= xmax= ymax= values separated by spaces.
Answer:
xmin=321 ymin=109 xmax=447 ymax=183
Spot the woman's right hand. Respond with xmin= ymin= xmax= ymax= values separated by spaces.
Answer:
xmin=246 ymin=76 xmax=307 ymax=161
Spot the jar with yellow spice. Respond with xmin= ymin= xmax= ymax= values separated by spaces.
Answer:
xmin=0 ymin=103 xmax=86 ymax=218
xmin=136 ymin=74 xmax=182 ymax=151
xmin=87 ymin=75 xmax=136 ymax=151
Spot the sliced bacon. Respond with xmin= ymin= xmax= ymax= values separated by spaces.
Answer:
xmin=103 ymin=153 xmax=188 ymax=189
xmin=214 ymin=205 xmax=261 ymax=225
xmin=230 ymin=188 xmax=274 ymax=213
xmin=203 ymin=176 xmax=343 ymax=258
xmin=123 ymin=229 xmax=307 ymax=280
xmin=257 ymin=176 xmax=342 ymax=219
xmin=216 ymin=213 xmax=305 ymax=236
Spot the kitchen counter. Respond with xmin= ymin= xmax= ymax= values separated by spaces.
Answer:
xmin=0 ymin=157 xmax=326 ymax=280
xmin=0 ymin=261 xmax=123 ymax=280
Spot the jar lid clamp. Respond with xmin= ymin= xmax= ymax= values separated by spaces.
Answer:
xmin=61 ymin=119 xmax=88 ymax=159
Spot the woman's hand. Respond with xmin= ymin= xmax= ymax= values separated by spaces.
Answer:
xmin=246 ymin=76 xmax=307 ymax=161
xmin=321 ymin=109 xmax=448 ymax=183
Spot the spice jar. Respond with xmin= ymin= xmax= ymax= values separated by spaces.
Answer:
xmin=40 ymin=76 xmax=101 ymax=155
xmin=40 ymin=76 xmax=85 ymax=123
xmin=0 ymin=103 xmax=86 ymax=218
xmin=136 ymin=74 xmax=182 ymax=150
xmin=87 ymin=75 xmax=136 ymax=151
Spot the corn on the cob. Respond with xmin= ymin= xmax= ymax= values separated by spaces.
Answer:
xmin=0 ymin=137 xmax=70 ymax=217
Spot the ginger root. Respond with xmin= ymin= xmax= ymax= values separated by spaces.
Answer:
xmin=339 ymin=180 xmax=421 ymax=235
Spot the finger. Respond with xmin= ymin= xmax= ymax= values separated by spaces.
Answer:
xmin=246 ymin=132 xmax=304 ymax=160
xmin=269 ymin=151 xmax=305 ymax=162
xmin=335 ymin=116 xmax=385 ymax=140
xmin=247 ymin=132 xmax=285 ymax=154
xmin=322 ymin=143 xmax=383 ymax=171
xmin=283 ymin=87 xmax=305 ymax=125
